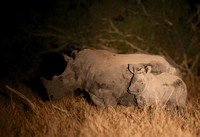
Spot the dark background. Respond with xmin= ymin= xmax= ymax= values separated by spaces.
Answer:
xmin=0 ymin=0 xmax=200 ymax=100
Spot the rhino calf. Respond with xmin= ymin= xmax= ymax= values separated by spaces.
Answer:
xmin=128 ymin=65 xmax=187 ymax=111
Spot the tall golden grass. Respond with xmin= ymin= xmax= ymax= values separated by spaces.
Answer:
xmin=0 ymin=77 xmax=200 ymax=137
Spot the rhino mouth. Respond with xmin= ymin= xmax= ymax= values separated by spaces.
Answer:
xmin=128 ymin=89 xmax=140 ymax=95
xmin=41 ymin=77 xmax=65 ymax=100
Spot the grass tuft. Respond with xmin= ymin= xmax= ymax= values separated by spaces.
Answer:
xmin=0 ymin=78 xmax=200 ymax=137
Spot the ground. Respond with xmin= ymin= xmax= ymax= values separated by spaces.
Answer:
xmin=0 ymin=77 xmax=200 ymax=137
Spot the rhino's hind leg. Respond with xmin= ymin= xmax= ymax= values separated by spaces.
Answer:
xmin=167 ymin=89 xmax=186 ymax=114
xmin=166 ymin=101 xmax=178 ymax=112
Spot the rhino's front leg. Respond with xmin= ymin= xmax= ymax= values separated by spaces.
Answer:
xmin=89 ymin=92 xmax=104 ymax=108
xmin=136 ymin=95 xmax=145 ymax=109
xmin=103 ymin=91 xmax=118 ymax=109
xmin=89 ymin=89 xmax=118 ymax=109
xmin=118 ymin=93 xmax=137 ymax=106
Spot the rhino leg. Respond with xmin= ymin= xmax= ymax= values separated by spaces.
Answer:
xmin=89 ymin=93 xmax=104 ymax=108
xmin=118 ymin=92 xmax=137 ymax=106
xmin=103 ymin=91 xmax=117 ymax=109
xmin=166 ymin=87 xmax=186 ymax=114
xmin=89 ymin=90 xmax=118 ymax=109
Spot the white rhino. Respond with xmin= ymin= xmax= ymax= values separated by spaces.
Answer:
xmin=41 ymin=49 xmax=181 ymax=108
xmin=128 ymin=65 xmax=187 ymax=111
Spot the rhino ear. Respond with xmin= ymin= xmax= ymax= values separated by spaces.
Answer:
xmin=145 ymin=65 xmax=152 ymax=74
xmin=71 ymin=50 xmax=78 ymax=60
xmin=62 ymin=52 xmax=71 ymax=62
xmin=128 ymin=64 xmax=136 ymax=74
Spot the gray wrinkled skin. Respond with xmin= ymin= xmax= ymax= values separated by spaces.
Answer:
xmin=128 ymin=65 xmax=187 ymax=111
xmin=41 ymin=49 xmax=181 ymax=108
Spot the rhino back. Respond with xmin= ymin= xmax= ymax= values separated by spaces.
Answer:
xmin=145 ymin=73 xmax=187 ymax=106
xmin=74 ymin=49 xmax=178 ymax=76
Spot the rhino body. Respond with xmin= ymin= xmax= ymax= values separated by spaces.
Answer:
xmin=41 ymin=49 xmax=180 ymax=108
xmin=128 ymin=65 xmax=187 ymax=111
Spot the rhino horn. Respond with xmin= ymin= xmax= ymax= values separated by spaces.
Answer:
xmin=41 ymin=77 xmax=48 ymax=86
xmin=61 ymin=52 xmax=71 ymax=62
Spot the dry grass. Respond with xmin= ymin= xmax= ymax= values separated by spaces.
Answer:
xmin=0 ymin=78 xmax=200 ymax=137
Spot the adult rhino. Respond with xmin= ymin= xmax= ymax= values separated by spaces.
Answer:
xmin=41 ymin=49 xmax=180 ymax=108
xmin=128 ymin=65 xmax=187 ymax=112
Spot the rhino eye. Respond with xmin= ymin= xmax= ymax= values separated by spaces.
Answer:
xmin=58 ymin=77 xmax=63 ymax=81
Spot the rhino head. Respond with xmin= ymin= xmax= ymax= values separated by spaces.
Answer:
xmin=41 ymin=51 xmax=79 ymax=100
xmin=128 ymin=64 xmax=151 ymax=95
